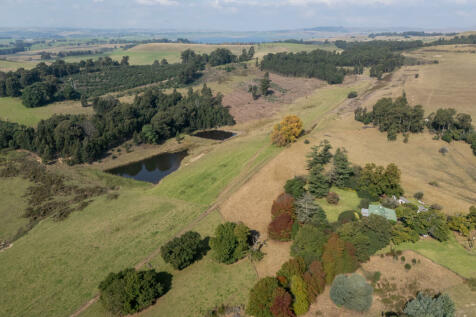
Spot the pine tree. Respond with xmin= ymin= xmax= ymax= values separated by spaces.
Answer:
xmin=331 ymin=148 xmax=353 ymax=188
xmin=307 ymin=140 xmax=333 ymax=170
xmin=260 ymin=72 xmax=271 ymax=96
xmin=308 ymin=167 xmax=331 ymax=198
xmin=295 ymin=192 xmax=325 ymax=224
xmin=322 ymin=233 xmax=358 ymax=284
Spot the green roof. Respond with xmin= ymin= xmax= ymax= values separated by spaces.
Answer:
xmin=367 ymin=204 xmax=397 ymax=221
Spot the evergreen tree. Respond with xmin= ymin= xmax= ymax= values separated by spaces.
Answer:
xmin=404 ymin=293 xmax=455 ymax=317
xmin=294 ymin=192 xmax=326 ymax=225
xmin=290 ymin=275 xmax=309 ymax=316
xmin=307 ymin=140 xmax=332 ymax=170
xmin=331 ymin=148 xmax=353 ymax=188
xmin=308 ymin=167 xmax=331 ymax=198
xmin=260 ymin=72 xmax=271 ymax=96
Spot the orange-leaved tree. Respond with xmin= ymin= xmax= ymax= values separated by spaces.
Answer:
xmin=271 ymin=115 xmax=303 ymax=146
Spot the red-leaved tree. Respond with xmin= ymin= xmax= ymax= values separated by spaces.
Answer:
xmin=303 ymin=260 xmax=326 ymax=302
xmin=268 ymin=213 xmax=294 ymax=241
xmin=270 ymin=287 xmax=296 ymax=317
xmin=321 ymin=233 xmax=359 ymax=284
xmin=271 ymin=193 xmax=295 ymax=219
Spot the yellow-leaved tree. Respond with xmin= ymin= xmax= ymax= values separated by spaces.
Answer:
xmin=271 ymin=115 xmax=303 ymax=146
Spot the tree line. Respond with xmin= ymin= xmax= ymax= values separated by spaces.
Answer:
xmin=0 ymin=84 xmax=234 ymax=164
xmin=355 ymin=94 xmax=476 ymax=155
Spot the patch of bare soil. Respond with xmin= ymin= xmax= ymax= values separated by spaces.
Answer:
xmin=307 ymin=250 xmax=464 ymax=317
xmin=224 ymin=72 xmax=325 ymax=123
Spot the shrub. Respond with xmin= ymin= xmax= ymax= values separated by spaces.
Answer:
xmin=326 ymin=192 xmax=340 ymax=205
xmin=431 ymin=203 xmax=443 ymax=210
xmin=271 ymin=193 xmax=295 ymax=219
xmin=291 ymin=224 xmax=328 ymax=265
xmin=330 ymin=274 xmax=373 ymax=312
xmin=160 ymin=231 xmax=207 ymax=270
xmin=270 ymin=287 xmax=296 ymax=317
xmin=284 ymin=176 xmax=307 ymax=199
xmin=412 ymin=258 xmax=417 ymax=265
xmin=414 ymin=192 xmax=424 ymax=200
xmin=290 ymin=275 xmax=310 ymax=316
xmin=337 ymin=210 xmax=359 ymax=225
xmin=429 ymin=181 xmax=439 ymax=187
xmin=210 ymin=222 xmax=250 ymax=264
xmin=98 ymin=268 xmax=170 ymax=315
xmin=348 ymin=91 xmax=358 ymax=99
xmin=271 ymin=115 xmax=303 ymax=146
xmin=304 ymin=139 xmax=310 ymax=144
xmin=268 ymin=213 xmax=294 ymax=241
xmin=466 ymin=278 xmax=476 ymax=291
xmin=246 ymin=277 xmax=279 ymax=317
xmin=404 ymin=263 xmax=412 ymax=270
xmin=439 ymin=147 xmax=449 ymax=155
xmin=401 ymin=256 xmax=406 ymax=262
xmin=276 ymin=257 xmax=306 ymax=288
xmin=404 ymin=293 xmax=455 ymax=317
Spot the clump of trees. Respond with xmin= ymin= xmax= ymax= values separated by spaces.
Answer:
xmin=0 ymin=85 xmax=234 ymax=164
xmin=160 ymin=231 xmax=208 ymax=270
xmin=329 ymin=274 xmax=373 ymax=312
xmin=271 ymin=115 xmax=303 ymax=147
xmin=98 ymin=268 xmax=171 ymax=315
xmin=210 ymin=222 xmax=251 ymax=264
xmin=355 ymin=94 xmax=476 ymax=155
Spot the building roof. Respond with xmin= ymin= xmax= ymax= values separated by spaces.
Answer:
xmin=366 ymin=204 xmax=397 ymax=221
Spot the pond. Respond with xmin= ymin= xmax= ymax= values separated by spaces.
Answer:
xmin=106 ymin=151 xmax=187 ymax=184
xmin=193 ymin=130 xmax=235 ymax=141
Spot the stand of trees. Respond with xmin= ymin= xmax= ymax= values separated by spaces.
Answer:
xmin=180 ymin=47 xmax=255 ymax=68
xmin=355 ymin=94 xmax=476 ymax=155
xmin=0 ymin=85 xmax=234 ymax=164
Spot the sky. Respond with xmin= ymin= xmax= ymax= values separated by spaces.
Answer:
xmin=1 ymin=0 xmax=476 ymax=31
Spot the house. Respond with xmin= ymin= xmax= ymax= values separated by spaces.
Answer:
xmin=361 ymin=204 xmax=397 ymax=222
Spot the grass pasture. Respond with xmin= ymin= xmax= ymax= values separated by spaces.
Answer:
xmin=0 ymin=97 xmax=94 ymax=127
xmin=316 ymin=187 xmax=360 ymax=222
xmin=0 ymin=176 xmax=30 ymax=242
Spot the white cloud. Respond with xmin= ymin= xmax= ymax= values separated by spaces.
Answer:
xmin=136 ymin=0 xmax=179 ymax=5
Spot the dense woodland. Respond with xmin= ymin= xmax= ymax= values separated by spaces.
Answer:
xmin=0 ymin=85 xmax=234 ymax=164
xmin=355 ymin=94 xmax=476 ymax=155
xmin=260 ymin=40 xmax=409 ymax=83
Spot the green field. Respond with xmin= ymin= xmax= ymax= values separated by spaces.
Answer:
xmin=396 ymin=235 xmax=476 ymax=278
xmin=316 ymin=187 xmax=361 ymax=222
xmin=0 ymin=59 xmax=36 ymax=71
xmin=0 ymin=97 xmax=93 ymax=127
xmin=0 ymin=176 xmax=30 ymax=241
xmin=0 ymin=124 xmax=278 ymax=317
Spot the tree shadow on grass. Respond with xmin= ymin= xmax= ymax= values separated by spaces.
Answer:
xmin=157 ymin=271 xmax=173 ymax=294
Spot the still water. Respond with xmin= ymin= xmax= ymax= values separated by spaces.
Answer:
xmin=107 ymin=151 xmax=187 ymax=184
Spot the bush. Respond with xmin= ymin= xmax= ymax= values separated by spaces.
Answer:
xmin=414 ymin=192 xmax=424 ymax=200
xmin=284 ymin=176 xmax=307 ymax=199
xmin=404 ymin=263 xmax=412 ymax=270
xmin=466 ymin=278 xmax=476 ymax=291
xmin=268 ymin=213 xmax=294 ymax=241
xmin=401 ymin=256 xmax=406 ymax=262
xmin=98 ymin=268 xmax=170 ymax=315
xmin=330 ymin=274 xmax=373 ymax=312
xmin=160 ymin=231 xmax=207 ymax=270
xmin=404 ymin=293 xmax=455 ymax=317
xmin=271 ymin=192 xmax=295 ymax=219
xmin=210 ymin=222 xmax=250 ymax=264
xmin=431 ymin=203 xmax=443 ymax=210
xmin=412 ymin=258 xmax=417 ymax=265
xmin=246 ymin=277 xmax=279 ymax=317
xmin=337 ymin=210 xmax=359 ymax=225
xmin=271 ymin=115 xmax=303 ymax=147
xmin=348 ymin=91 xmax=358 ymax=99
xmin=429 ymin=181 xmax=439 ymax=187
xmin=290 ymin=275 xmax=310 ymax=316
xmin=326 ymin=192 xmax=340 ymax=205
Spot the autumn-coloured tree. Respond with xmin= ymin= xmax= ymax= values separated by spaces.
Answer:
xmin=271 ymin=193 xmax=295 ymax=219
xmin=247 ymin=277 xmax=279 ymax=317
xmin=276 ymin=257 xmax=306 ymax=288
xmin=270 ymin=287 xmax=296 ymax=317
xmin=303 ymin=261 xmax=326 ymax=302
xmin=268 ymin=213 xmax=294 ymax=241
xmin=271 ymin=115 xmax=303 ymax=147
xmin=291 ymin=275 xmax=310 ymax=316
xmin=321 ymin=233 xmax=359 ymax=284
